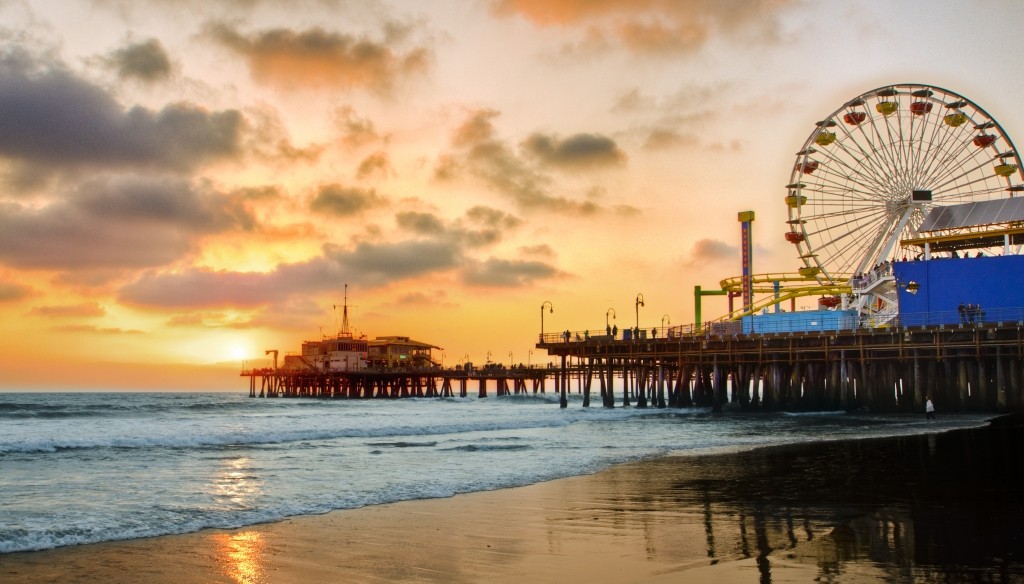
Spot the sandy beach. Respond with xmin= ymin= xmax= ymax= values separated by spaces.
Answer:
xmin=2 ymin=415 xmax=1022 ymax=584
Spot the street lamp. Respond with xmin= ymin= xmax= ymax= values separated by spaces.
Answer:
xmin=635 ymin=293 xmax=645 ymax=330
xmin=540 ymin=301 xmax=554 ymax=341
xmin=662 ymin=314 xmax=670 ymax=328
xmin=606 ymin=308 xmax=616 ymax=330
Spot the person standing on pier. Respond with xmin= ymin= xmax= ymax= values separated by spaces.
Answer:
xmin=926 ymin=397 xmax=936 ymax=420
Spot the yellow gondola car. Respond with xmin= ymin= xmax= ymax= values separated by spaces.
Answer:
xmin=944 ymin=112 xmax=967 ymax=127
xmin=876 ymin=101 xmax=898 ymax=116
xmin=815 ymin=131 xmax=837 ymax=146
xmin=994 ymin=163 xmax=1018 ymax=177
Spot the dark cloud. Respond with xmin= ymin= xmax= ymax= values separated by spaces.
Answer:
xmin=356 ymin=151 xmax=392 ymax=180
xmin=396 ymin=211 xmax=446 ymax=235
xmin=431 ymin=154 xmax=460 ymax=181
xmin=643 ymin=128 xmax=696 ymax=151
xmin=309 ymin=184 xmax=386 ymax=217
xmin=518 ymin=243 xmax=555 ymax=257
xmin=0 ymin=177 xmax=255 ymax=270
xmin=0 ymin=54 xmax=244 ymax=172
xmin=613 ymin=204 xmax=642 ymax=217
xmin=245 ymin=105 xmax=324 ymax=164
xmin=334 ymin=106 xmax=385 ymax=148
xmin=119 ymin=216 xmax=559 ymax=307
xmin=685 ymin=238 xmax=736 ymax=265
xmin=491 ymin=0 xmax=798 ymax=55
xmin=0 ymin=281 xmax=31 ymax=302
xmin=465 ymin=206 xmax=522 ymax=230
xmin=521 ymin=133 xmax=626 ymax=169
xmin=206 ymin=22 xmax=431 ymax=91
xmin=462 ymin=257 xmax=561 ymax=287
xmin=51 ymin=324 xmax=144 ymax=335
xmin=444 ymin=109 xmax=606 ymax=214
xmin=391 ymin=290 xmax=454 ymax=308
xmin=28 ymin=302 xmax=106 ymax=318
xmin=106 ymin=38 xmax=172 ymax=82
xmin=120 ymin=238 xmax=464 ymax=307
xmin=120 ymin=269 xmax=275 ymax=308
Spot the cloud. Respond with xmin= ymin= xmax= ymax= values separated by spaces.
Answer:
xmin=518 ymin=243 xmax=555 ymax=257
xmin=443 ymin=109 xmax=607 ymax=214
xmin=28 ymin=302 xmax=106 ymax=318
xmin=684 ymin=238 xmax=736 ymax=265
xmin=119 ymin=238 xmax=464 ymax=308
xmin=396 ymin=211 xmax=446 ymax=235
xmin=51 ymin=324 xmax=144 ymax=335
xmin=309 ymin=184 xmax=386 ymax=217
xmin=105 ymin=38 xmax=172 ymax=82
xmin=119 ymin=205 xmax=557 ymax=308
xmin=0 ymin=53 xmax=244 ymax=172
xmin=462 ymin=257 xmax=561 ymax=287
xmin=0 ymin=281 xmax=31 ymax=302
xmin=465 ymin=206 xmax=522 ymax=230
xmin=356 ymin=151 xmax=392 ymax=179
xmin=206 ymin=22 xmax=432 ymax=91
xmin=521 ymin=132 xmax=626 ymax=169
xmin=334 ymin=106 xmax=386 ymax=148
xmin=0 ymin=176 xmax=255 ymax=270
xmin=642 ymin=128 xmax=696 ymax=151
xmin=490 ymin=0 xmax=798 ymax=55
xmin=245 ymin=105 xmax=325 ymax=164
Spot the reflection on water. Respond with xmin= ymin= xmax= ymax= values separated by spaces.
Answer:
xmin=557 ymin=417 xmax=1024 ymax=582
xmin=209 ymin=458 xmax=268 ymax=583
xmin=211 ymin=457 xmax=262 ymax=511
xmin=211 ymin=531 xmax=267 ymax=584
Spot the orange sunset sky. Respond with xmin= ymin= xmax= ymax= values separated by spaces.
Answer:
xmin=2 ymin=0 xmax=1024 ymax=390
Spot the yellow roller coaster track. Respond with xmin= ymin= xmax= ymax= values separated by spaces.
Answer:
xmin=711 ymin=273 xmax=851 ymax=322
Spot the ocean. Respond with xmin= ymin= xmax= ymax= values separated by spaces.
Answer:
xmin=0 ymin=391 xmax=995 ymax=554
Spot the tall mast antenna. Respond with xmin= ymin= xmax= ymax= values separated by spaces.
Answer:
xmin=333 ymin=283 xmax=352 ymax=337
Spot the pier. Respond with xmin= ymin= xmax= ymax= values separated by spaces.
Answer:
xmin=242 ymin=365 xmax=560 ymax=399
xmin=538 ymin=312 xmax=1024 ymax=413
xmin=244 ymin=310 xmax=1024 ymax=413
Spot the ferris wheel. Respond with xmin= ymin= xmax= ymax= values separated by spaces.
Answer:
xmin=785 ymin=84 xmax=1024 ymax=284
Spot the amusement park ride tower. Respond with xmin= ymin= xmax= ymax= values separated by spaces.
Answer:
xmin=712 ymin=83 xmax=1024 ymax=330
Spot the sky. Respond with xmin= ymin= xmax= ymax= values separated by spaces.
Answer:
xmin=2 ymin=0 xmax=1024 ymax=390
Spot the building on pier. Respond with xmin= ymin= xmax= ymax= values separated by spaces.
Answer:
xmin=367 ymin=336 xmax=441 ymax=368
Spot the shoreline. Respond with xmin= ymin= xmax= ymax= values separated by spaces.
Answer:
xmin=3 ymin=414 xmax=1022 ymax=583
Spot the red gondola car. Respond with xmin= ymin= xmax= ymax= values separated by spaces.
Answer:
xmin=910 ymin=102 xmax=933 ymax=115
xmin=973 ymin=134 xmax=997 ymax=148
xmin=843 ymin=111 xmax=867 ymax=125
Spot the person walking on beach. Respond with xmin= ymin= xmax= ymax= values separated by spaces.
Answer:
xmin=926 ymin=397 xmax=936 ymax=420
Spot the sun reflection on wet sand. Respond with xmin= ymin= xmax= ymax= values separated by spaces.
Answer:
xmin=211 ymin=531 xmax=268 ymax=584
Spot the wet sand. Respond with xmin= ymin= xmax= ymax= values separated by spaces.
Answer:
xmin=2 ymin=415 xmax=1023 ymax=583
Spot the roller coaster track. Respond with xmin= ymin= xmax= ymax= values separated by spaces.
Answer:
xmin=710 ymin=273 xmax=851 ymax=322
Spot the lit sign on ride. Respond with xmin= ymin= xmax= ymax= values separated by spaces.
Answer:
xmin=738 ymin=211 xmax=755 ymax=313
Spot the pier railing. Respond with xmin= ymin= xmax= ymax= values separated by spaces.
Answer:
xmin=537 ymin=306 xmax=1024 ymax=345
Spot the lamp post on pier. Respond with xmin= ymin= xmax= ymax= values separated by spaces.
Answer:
xmin=662 ymin=314 xmax=670 ymax=334
xmin=606 ymin=308 xmax=616 ymax=336
xmin=540 ymin=301 xmax=553 ymax=342
xmin=635 ymin=293 xmax=645 ymax=332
